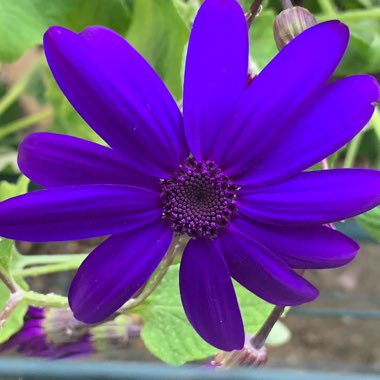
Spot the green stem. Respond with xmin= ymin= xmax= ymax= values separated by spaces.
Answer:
xmin=122 ymin=236 xmax=188 ymax=312
xmin=317 ymin=0 xmax=337 ymax=15
xmin=15 ymin=260 xmax=85 ymax=278
xmin=23 ymin=291 xmax=68 ymax=308
xmin=0 ymin=60 xmax=42 ymax=116
xmin=19 ymin=253 xmax=87 ymax=267
xmin=0 ymin=109 xmax=53 ymax=139
xmin=343 ymin=133 xmax=363 ymax=168
xmin=370 ymin=108 xmax=380 ymax=142
xmin=318 ymin=8 xmax=380 ymax=21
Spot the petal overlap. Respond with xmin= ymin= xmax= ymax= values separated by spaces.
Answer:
xmin=0 ymin=185 xmax=162 ymax=241
xmin=240 ymin=169 xmax=380 ymax=225
xmin=231 ymin=218 xmax=359 ymax=269
xmin=183 ymin=0 xmax=248 ymax=160
xmin=180 ymin=238 xmax=245 ymax=351
xmin=44 ymin=26 xmax=188 ymax=178
xmin=218 ymin=227 xmax=319 ymax=306
xmin=69 ymin=222 xmax=173 ymax=323
xmin=213 ymin=21 xmax=349 ymax=175
xmin=18 ymin=132 xmax=160 ymax=190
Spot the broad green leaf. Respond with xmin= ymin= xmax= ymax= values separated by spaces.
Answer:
xmin=126 ymin=0 xmax=189 ymax=99
xmin=0 ymin=175 xmax=29 ymax=202
xmin=0 ymin=0 xmax=131 ymax=63
xmin=356 ymin=206 xmax=380 ymax=242
xmin=0 ymin=282 xmax=28 ymax=344
xmin=137 ymin=264 xmax=274 ymax=365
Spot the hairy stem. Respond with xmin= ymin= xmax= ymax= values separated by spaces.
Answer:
xmin=23 ymin=291 xmax=68 ymax=308
xmin=122 ymin=236 xmax=188 ymax=311
xmin=250 ymin=306 xmax=285 ymax=349
xmin=246 ymin=0 xmax=264 ymax=29
xmin=0 ymin=291 xmax=24 ymax=329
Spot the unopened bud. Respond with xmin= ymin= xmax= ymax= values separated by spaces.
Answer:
xmin=274 ymin=6 xmax=317 ymax=50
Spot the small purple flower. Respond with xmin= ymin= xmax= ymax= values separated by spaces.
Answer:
xmin=0 ymin=307 xmax=93 ymax=358
xmin=0 ymin=0 xmax=379 ymax=350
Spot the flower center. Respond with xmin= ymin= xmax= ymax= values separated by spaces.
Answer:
xmin=161 ymin=158 xmax=239 ymax=238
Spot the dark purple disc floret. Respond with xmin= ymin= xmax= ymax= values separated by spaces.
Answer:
xmin=0 ymin=0 xmax=379 ymax=352
xmin=161 ymin=158 xmax=239 ymax=238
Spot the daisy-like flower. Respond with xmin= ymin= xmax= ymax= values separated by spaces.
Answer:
xmin=0 ymin=0 xmax=379 ymax=350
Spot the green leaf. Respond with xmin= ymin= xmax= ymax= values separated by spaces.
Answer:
xmin=0 ymin=0 xmax=131 ymax=63
xmin=0 ymin=175 xmax=29 ymax=202
xmin=137 ymin=264 xmax=274 ymax=365
xmin=126 ymin=0 xmax=189 ymax=99
xmin=0 ymin=282 xmax=28 ymax=344
xmin=0 ymin=238 xmax=15 ymax=276
xmin=335 ymin=20 xmax=380 ymax=76
xmin=356 ymin=206 xmax=380 ymax=242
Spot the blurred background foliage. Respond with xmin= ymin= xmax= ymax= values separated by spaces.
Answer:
xmin=0 ymin=0 xmax=379 ymax=367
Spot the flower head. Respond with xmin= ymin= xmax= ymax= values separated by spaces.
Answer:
xmin=0 ymin=0 xmax=379 ymax=351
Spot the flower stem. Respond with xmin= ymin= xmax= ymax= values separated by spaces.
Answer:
xmin=343 ymin=133 xmax=363 ymax=168
xmin=0 ymin=270 xmax=18 ymax=293
xmin=14 ymin=255 xmax=86 ymax=277
xmin=0 ymin=109 xmax=53 ymax=139
xmin=18 ymin=253 xmax=88 ymax=267
xmin=370 ymin=108 xmax=380 ymax=141
xmin=250 ymin=306 xmax=285 ymax=349
xmin=246 ymin=0 xmax=264 ymax=29
xmin=317 ymin=0 xmax=337 ymax=15
xmin=23 ymin=291 xmax=68 ymax=308
xmin=281 ymin=0 xmax=293 ymax=9
xmin=122 ymin=236 xmax=188 ymax=311
xmin=0 ymin=291 xmax=24 ymax=329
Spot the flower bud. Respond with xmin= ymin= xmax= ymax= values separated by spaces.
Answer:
xmin=274 ymin=6 xmax=317 ymax=50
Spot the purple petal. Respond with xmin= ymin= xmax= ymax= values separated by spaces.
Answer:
xmin=213 ymin=21 xmax=349 ymax=174
xmin=180 ymin=238 xmax=244 ymax=351
xmin=44 ymin=26 xmax=188 ymax=178
xmin=218 ymin=227 xmax=319 ymax=306
xmin=240 ymin=169 xmax=380 ymax=225
xmin=183 ymin=0 xmax=248 ymax=160
xmin=0 ymin=185 xmax=161 ymax=242
xmin=231 ymin=217 xmax=359 ymax=269
xmin=240 ymin=75 xmax=380 ymax=187
xmin=69 ymin=222 xmax=172 ymax=323
xmin=18 ymin=132 xmax=160 ymax=190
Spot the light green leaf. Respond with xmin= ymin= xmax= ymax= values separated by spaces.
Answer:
xmin=266 ymin=321 xmax=291 ymax=346
xmin=137 ymin=264 xmax=274 ymax=365
xmin=126 ymin=0 xmax=189 ymax=99
xmin=356 ymin=206 xmax=380 ymax=242
xmin=0 ymin=0 xmax=131 ymax=63
xmin=0 ymin=238 xmax=15 ymax=276
xmin=0 ymin=175 xmax=29 ymax=202
xmin=0 ymin=282 xmax=28 ymax=344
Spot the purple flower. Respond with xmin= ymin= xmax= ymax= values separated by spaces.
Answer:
xmin=0 ymin=307 xmax=93 ymax=358
xmin=0 ymin=0 xmax=379 ymax=350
